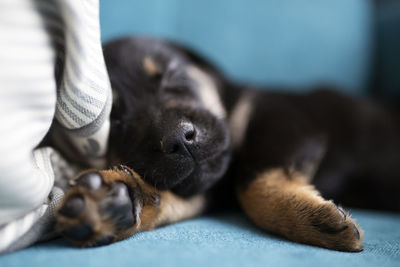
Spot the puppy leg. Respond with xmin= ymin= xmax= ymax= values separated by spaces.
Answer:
xmin=237 ymin=168 xmax=363 ymax=252
xmin=56 ymin=165 xmax=206 ymax=247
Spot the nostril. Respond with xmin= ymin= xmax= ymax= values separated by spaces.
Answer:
xmin=162 ymin=122 xmax=196 ymax=155
xmin=181 ymin=122 xmax=195 ymax=142
xmin=184 ymin=129 xmax=195 ymax=142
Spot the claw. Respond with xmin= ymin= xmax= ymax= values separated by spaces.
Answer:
xmin=117 ymin=164 xmax=133 ymax=176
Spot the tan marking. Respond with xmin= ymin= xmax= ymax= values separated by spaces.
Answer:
xmin=104 ymin=167 xmax=206 ymax=233
xmin=143 ymin=56 xmax=160 ymax=76
xmin=229 ymin=92 xmax=253 ymax=148
xmin=140 ymin=192 xmax=206 ymax=230
xmin=57 ymin=167 xmax=206 ymax=247
xmin=186 ymin=65 xmax=226 ymax=119
xmin=237 ymin=168 xmax=364 ymax=252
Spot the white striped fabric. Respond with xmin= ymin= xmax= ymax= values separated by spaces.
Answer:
xmin=0 ymin=0 xmax=57 ymax=224
xmin=0 ymin=0 xmax=112 ymax=253
xmin=50 ymin=0 xmax=112 ymax=161
xmin=55 ymin=0 xmax=111 ymax=130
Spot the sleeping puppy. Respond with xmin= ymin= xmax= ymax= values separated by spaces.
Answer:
xmin=56 ymin=37 xmax=400 ymax=251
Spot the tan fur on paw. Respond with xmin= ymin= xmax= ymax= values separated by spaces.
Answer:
xmin=56 ymin=166 xmax=159 ymax=247
xmin=237 ymin=168 xmax=364 ymax=252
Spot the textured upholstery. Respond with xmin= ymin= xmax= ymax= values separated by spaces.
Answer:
xmin=1 ymin=211 xmax=399 ymax=267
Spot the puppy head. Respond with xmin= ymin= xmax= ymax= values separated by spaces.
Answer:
xmin=104 ymin=37 xmax=231 ymax=196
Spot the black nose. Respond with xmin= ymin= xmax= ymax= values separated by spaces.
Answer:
xmin=162 ymin=122 xmax=196 ymax=155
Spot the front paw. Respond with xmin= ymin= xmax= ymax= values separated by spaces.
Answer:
xmin=55 ymin=167 xmax=153 ymax=247
xmin=307 ymin=202 xmax=364 ymax=252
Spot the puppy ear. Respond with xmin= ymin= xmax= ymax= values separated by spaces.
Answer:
xmin=143 ymin=56 xmax=161 ymax=77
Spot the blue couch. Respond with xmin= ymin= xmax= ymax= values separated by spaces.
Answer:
xmin=1 ymin=0 xmax=400 ymax=266
xmin=1 ymin=211 xmax=400 ymax=267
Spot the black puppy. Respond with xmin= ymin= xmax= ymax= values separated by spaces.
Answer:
xmin=56 ymin=37 xmax=400 ymax=251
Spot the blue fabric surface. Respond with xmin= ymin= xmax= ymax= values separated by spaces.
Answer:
xmin=1 ymin=210 xmax=399 ymax=267
xmin=100 ymin=0 xmax=374 ymax=93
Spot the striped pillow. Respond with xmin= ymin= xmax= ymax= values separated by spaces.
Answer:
xmin=0 ymin=0 xmax=111 ymax=253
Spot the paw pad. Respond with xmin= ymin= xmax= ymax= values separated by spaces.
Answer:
xmin=57 ymin=171 xmax=138 ymax=246
xmin=75 ymin=172 xmax=103 ymax=190
xmin=59 ymin=195 xmax=85 ymax=218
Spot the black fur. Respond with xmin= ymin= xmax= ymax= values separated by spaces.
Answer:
xmin=104 ymin=37 xmax=400 ymax=211
xmin=104 ymin=38 xmax=230 ymax=197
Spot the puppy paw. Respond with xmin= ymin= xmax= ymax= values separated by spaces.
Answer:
xmin=308 ymin=202 xmax=364 ymax=252
xmin=237 ymin=170 xmax=364 ymax=252
xmin=56 ymin=166 xmax=157 ymax=247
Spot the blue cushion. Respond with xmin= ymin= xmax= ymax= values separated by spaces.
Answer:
xmin=100 ymin=0 xmax=374 ymax=93
xmin=1 ymin=210 xmax=399 ymax=267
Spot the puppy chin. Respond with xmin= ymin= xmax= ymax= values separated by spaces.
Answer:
xmin=171 ymin=148 xmax=231 ymax=196
xmin=145 ymin=160 xmax=195 ymax=190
